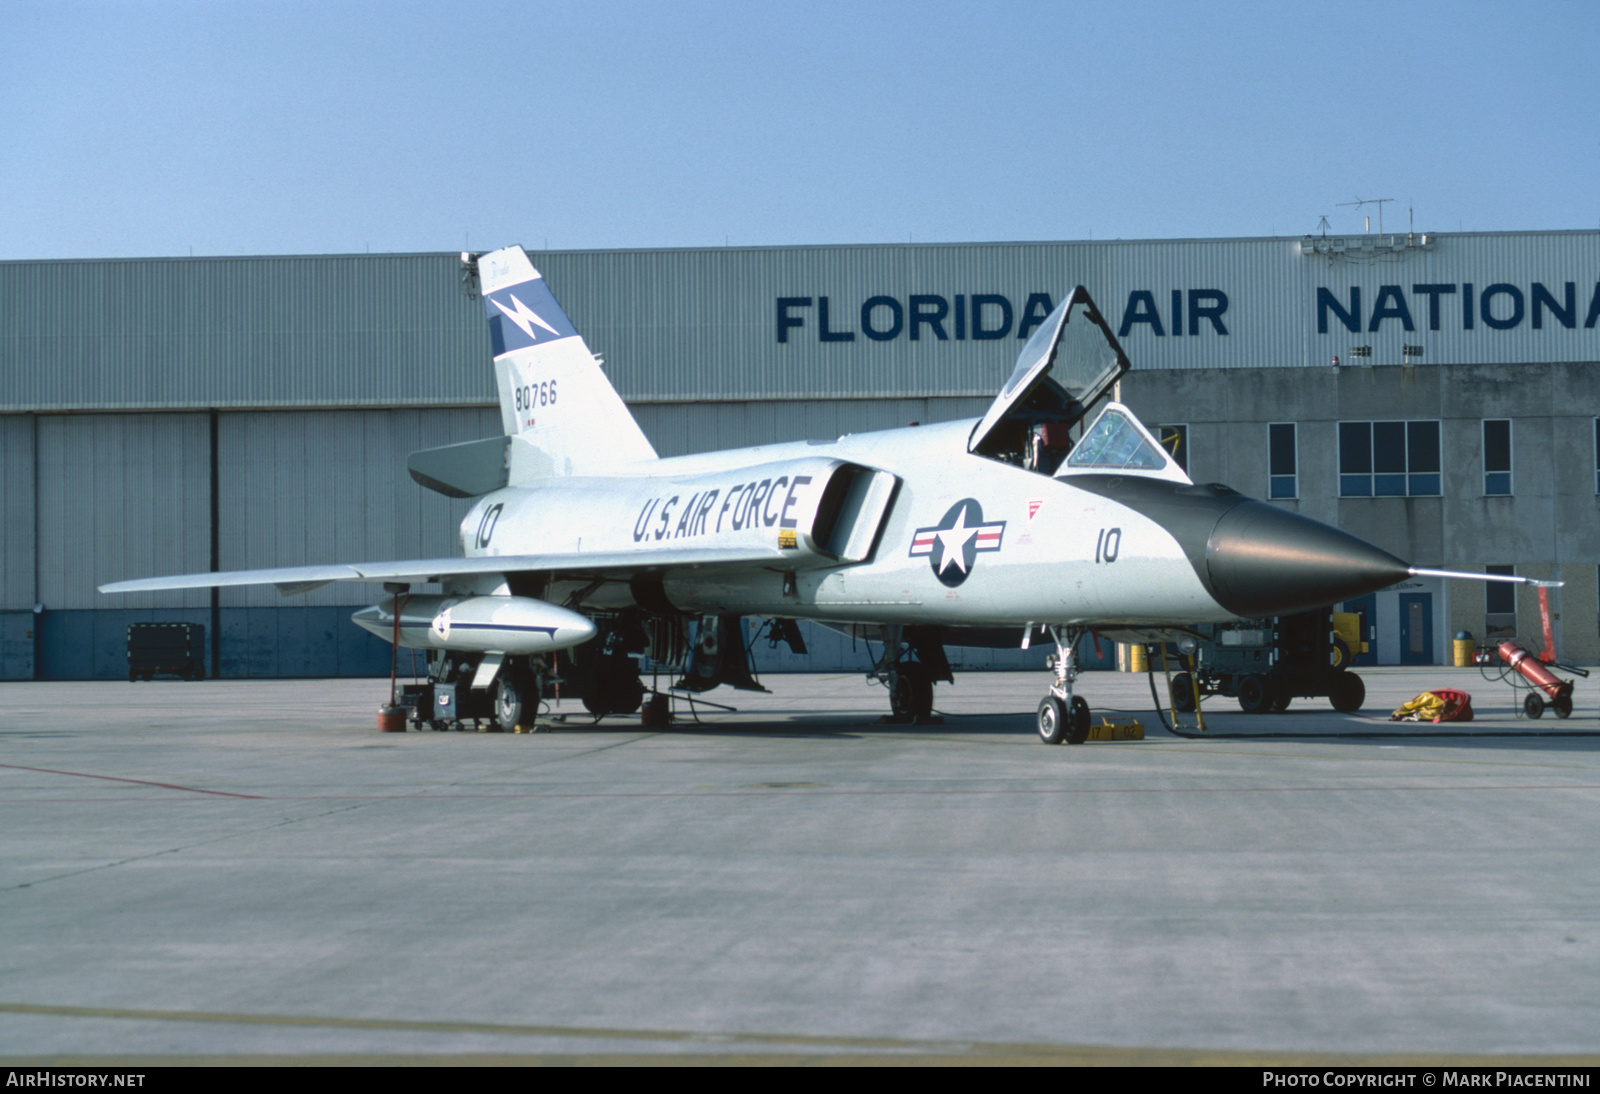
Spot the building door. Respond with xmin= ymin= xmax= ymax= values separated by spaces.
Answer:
xmin=0 ymin=611 xmax=35 ymax=680
xmin=1341 ymin=594 xmax=1379 ymax=667
xmin=1399 ymin=592 xmax=1434 ymax=665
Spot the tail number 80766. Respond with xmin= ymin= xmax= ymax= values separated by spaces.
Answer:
xmin=514 ymin=380 xmax=557 ymax=412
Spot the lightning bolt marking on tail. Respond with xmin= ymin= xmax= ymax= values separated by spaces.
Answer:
xmin=492 ymin=293 xmax=561 ymax=340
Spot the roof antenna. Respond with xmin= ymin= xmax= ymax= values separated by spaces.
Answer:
xmin=1338 ymin=196 xmax=1394 ymax=235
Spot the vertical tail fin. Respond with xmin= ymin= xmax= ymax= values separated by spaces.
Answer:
xmin=476 ymin=245 xmax=657 ymax=478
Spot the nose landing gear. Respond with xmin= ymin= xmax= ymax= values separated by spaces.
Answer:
xmin=1037 ymin=626 xmax=1091 ymax=745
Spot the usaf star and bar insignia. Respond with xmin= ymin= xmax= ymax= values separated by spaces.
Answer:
xmin=909 ymin=499 xmax=1006 ymax=587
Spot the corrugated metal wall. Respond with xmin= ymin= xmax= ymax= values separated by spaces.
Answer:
xmin=0 ymin=415 xmax=37 ymax=679
xmin=1291 ymin=232 xmax=1600 ymax=370
xmin=1 ymin=253 xmax=492 ymax=411
xmin=631 ymin=396 xmax=988 ymax=454
xmin=0 ymin=415 xmax=35 ymax=611
xmin=7 ymin=232 xmax=1596 ymax=414
xmin=534 ymin=243 xmax=1085 ymax=400
xmin=217 ymin=407 xmax=494 ymax=608
xmin=23 ymin=407 xmax=498 ymax=611
xmin=36 ymin=413 xmax=211 ymax=610
xmin=56 ymin=400 xmax=987 ymax=612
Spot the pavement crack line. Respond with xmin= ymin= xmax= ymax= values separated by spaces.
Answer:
xmin=0 ymin=762 xmax=263 ymax=799
xmin=5 ymin=1002 xmax=1599 ymax=1066
xmin=0 ymin=800 xmax=373 ymax=894
xmin=0 ymin=1001 xmax=1089 ymax=1056
xmin=0 ymin=738 xmax=684 ymax=893
xmin=476 ymin=730 xmax=668 ymax=781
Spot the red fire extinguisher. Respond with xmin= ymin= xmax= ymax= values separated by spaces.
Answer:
xmin=1497 ymin=641 xmax=1574 ymax=719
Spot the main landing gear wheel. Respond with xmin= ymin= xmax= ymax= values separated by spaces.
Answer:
xmin=495 ymin=670 xmax=530 ymax=732
xmin=890 ymin=663 xmax=934 ymax=722
xmin=1524 ymin=692 xmax=1545 ymax=719
xmin=1170 ymin=672 xmax=1197 ymax=714
xmin=1037 ymin=695 xmax=1091 ymax=745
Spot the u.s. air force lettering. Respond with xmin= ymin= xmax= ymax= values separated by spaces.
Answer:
xmin=632 ymin=475 xmax=815 ymax=543
xmin=909 ymin=499 xmax=1005 ymax=587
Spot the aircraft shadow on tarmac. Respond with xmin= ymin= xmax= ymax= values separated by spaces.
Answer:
xmin=526 ymin=705 xmax=1600 ymax=747
xmin=528 ymin=709 xmax=1039 ymax=739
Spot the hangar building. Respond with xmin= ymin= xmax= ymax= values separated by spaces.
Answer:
xmin=3 ymin=229 xmax=1597 ymax=679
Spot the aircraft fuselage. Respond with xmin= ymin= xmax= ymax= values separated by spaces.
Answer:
xmin=458 ymin=413 xmax=1402 ymax=631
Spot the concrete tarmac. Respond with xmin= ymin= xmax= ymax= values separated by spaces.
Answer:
xmin=2 ymin=666 xmax=1598 ymax=1063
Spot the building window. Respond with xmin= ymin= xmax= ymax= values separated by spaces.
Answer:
xmin=1269 ymin=423 xmax=1297 ymax=498
xmin=1339 ymin=420 xmax=1441 ymax=497
xmin=1483 ymin=419 xmax=1511 ymax=495
xmin=1486 ymin=564 xmax=1516 ymax=639
xmin=1156 ymin=425 xmax=1188 ymax=474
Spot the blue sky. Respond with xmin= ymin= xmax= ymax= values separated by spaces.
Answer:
xmin=4 ymin=0 xmax=1596 ymax=259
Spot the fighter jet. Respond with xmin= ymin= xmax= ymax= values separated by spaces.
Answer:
xmin=101 ymin=245 xmax=1521 ymax=742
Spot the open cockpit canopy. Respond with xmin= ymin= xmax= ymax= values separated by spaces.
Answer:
xmin=966 ymin=287 xmax=1132 ymax=472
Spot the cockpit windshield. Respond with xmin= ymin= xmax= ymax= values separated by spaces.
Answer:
xmin=1054 ymin=403 xmax=1190 ymax=484
xmin=1063 ymin=406 xmax=1168 ymax=471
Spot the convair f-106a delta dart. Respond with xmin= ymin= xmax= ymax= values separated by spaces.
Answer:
xmin=102 ymin=245 xmax=1527 ymax=742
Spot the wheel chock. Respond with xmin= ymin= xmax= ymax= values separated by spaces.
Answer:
xmin=1086 ymin=717 xmax=1144 ymax=742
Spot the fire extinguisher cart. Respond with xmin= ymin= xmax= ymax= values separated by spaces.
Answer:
xmin=1482 ymin=583 xmax=1588 ymax=719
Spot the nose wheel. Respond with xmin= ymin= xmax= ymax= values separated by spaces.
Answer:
xmin=1037 ymin=694 xmax=1091 ymax=745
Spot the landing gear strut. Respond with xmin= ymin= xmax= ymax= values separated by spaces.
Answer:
xmin=872 ymin=624 xmax=944 ymax=723
xmin=889 ymin=662 xmax=934 ymax=722
xmin=1037 ymin=626 xmax=1090 ymax=745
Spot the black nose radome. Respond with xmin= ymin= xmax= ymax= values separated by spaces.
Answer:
xmin=1067 ymin=475 xmax=1410 ymax=619
xmin=1203 ymin=499 xmax=1410 ymax=617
